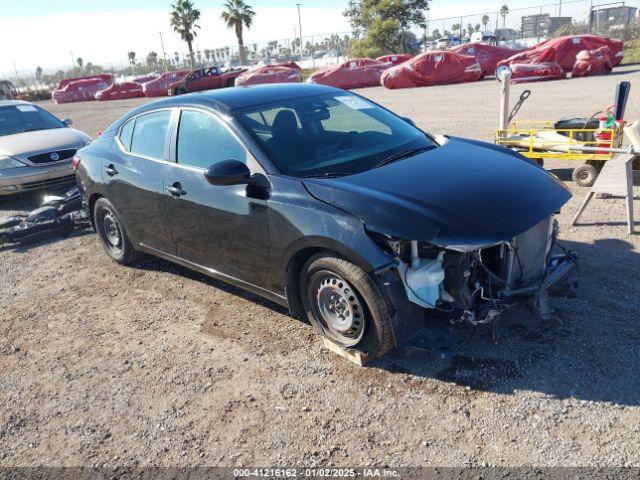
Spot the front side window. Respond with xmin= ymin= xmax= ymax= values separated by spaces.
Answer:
xmin=129 ymin=110 xmax=171 ymax=159
xmin=0 ymin=104 xmax=65 ymax=137
xmin=235 ymin=92 xmax=433 ymax=177
xmin=176 ymin=110 xmax=247 ymax=169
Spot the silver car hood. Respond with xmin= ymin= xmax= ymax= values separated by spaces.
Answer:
xmin=0 ymin=128 xmax=91 ymax=160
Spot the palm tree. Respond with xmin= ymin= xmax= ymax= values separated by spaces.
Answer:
xmin=499 ymin=5 xmax=509 ymax=29
xmin=467 ymin=23 xmax=474 ymax=35
xmin=127 ymin=52 xmax=136 ymax=74
xmin=452 ymin=24 xmax=460 ymax=37
xmin=221 ymin=0 xmax=255 ymax=66
xmin=431 ymin=28 xmax=441 ymax=39
xmin=174 ymin=52 xmax=180 ymax=68
xmin=481 ymin=14 xmax=490 ymax=31
xmin=170 ymin=0 xmax=201 ymax=68
xmin=35 ymin=66 xmax=43 ymax=83
xmin=77 ymin=57 xmax=84 ymax=71
xmin=147 ymin=51 xmax=158 ymax=70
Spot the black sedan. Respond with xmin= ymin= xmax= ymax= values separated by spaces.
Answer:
xmin=75 ymin=83 xmax=575 ymax=360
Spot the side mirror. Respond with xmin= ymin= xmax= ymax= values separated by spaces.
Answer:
xmin=401 ymin=116 xmax=415 ymax=127
xmin=204 ymin=159 xmax=251 ymax=186
xmin=62 ymin=118 xmax=73 ymax=126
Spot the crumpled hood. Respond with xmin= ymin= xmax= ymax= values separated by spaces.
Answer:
xmin=0 ymin=128 xmax=90 ymax=160
xmin=303 ymin=137 xmax=571 ymax=246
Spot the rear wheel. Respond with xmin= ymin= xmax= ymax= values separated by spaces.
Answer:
xmin=572 ymin=164 xmax=598 ymax=187
xmin=300 ymin=252 xmax=395 ymax=359
xmin=93 ymin=198 xmax=139 ymax=265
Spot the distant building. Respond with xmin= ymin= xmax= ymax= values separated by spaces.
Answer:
xmin=521 ymin=14 xmax=571 ymax=38
xmin=590 ymin=6 xmax=637 ymax=29
xmin=494 ymin=28 xmax=520 ymax=41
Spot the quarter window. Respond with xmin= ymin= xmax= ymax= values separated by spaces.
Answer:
xmin=177 ymin=110 xmax=247 ymax=169
xmin=129 ymin=110 xmax=171 ymax=160
xmin=118 ymin=118 xmax=135 ymax=150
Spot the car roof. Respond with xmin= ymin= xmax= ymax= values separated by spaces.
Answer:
xmin=0 ymin=100 xmax=31 ymax=107
xmin=133 ymin=83 xmax=342 ymax=116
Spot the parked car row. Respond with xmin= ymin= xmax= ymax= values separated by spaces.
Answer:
xmin=52 ymin=67 xmax=250 ymax=104
xmin=46 ymin=34 xmax=624 ymax=105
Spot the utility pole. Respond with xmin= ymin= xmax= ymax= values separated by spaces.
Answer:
xmin=70 ymin=51 xmax=75 ymax=72
xmin=13 ymin=61 xmax=22 ymax=91
xmin=538 ymin=5 xmax=543 ymax=44
xmin=558 ymin=0 xmax=563 ymax=16
xmin=159 ymin=31 xmax=168 ymax=72
xmin=424 ymin=7 xmax=430 ymax=52
xmin=296 ymin=3 xmax=303 ymax=59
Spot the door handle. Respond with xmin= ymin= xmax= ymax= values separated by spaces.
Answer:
xmin=104 ymin=164 xmax=118 ymax=176
xmin=166 ymin=183 xmax=187 ymax=197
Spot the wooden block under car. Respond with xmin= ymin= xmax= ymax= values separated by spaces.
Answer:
xmin=322 ymin=338 xmax=371 ymax=366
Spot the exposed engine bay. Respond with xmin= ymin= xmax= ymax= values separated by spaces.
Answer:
xmin=380 ymin=216 xmax=576 ymax=324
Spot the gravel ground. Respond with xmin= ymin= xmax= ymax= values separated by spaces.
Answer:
xmin=1 ymin=66 xmax=639 ymax=468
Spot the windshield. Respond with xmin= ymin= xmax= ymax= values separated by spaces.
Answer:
xmin=0 ymin=104 xmax=66 ymax=137
xmin=235 ymin=92 xmax=434 ymax=177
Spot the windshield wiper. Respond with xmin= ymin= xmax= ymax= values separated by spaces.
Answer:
xmin=304 ymin=172 xmax=349 ymax=179
xmin=373 ymin=146 xmax=435 ymax=169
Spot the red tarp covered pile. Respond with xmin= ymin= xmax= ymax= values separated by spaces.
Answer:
xmin=572 ymin=46 xmax=614 ymax=77
xmin=132 ymin=73 xmax=160 ymax=84
xmin=52 ymin=74 xmax=113 ymax=104
xmin=381 ymin=51 xmax=483 ymax=89
xmin=235 ymin=64 xmax=302 ymax=86
xmin=376 ymin=54 xmax=413 ymax=66
xmin=498 ymin=47 xmax=566 ymax=83
xmin=96 ymin=82 xmax=145 ymax=101
xmin=452 ymin=43 xmax=523 ymax=76
xmin=142 ymin=70 xmax=190 ymax=97
xmin=307 ymin=58 xmax=389 ymax=89
xmin=508 ymin=34 xmax=623 ymax=71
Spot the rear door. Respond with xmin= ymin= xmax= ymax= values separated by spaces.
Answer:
xmin=163 ymin=107 xmax=270 ymax=287
xmin=104 ymin=109 xmax=175 ymax=253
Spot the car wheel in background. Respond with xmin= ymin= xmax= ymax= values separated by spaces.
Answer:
xmin=93 ymin=198 xmax=139 ymax=265
xmin=572 ymin=164 xmax=598 ymax=187
xmin=300 ymin=252 xmax=395 ymax=359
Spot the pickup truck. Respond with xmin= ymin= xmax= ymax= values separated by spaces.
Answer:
xmin=168 ymin=67 xmax=248 ymax=95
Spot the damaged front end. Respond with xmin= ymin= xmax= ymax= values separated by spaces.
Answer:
xmin=374 ymin=216 xmax=576 ymax=326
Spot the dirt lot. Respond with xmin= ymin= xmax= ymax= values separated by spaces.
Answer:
xmin=1 ymin=67 xmax=640 ymax=468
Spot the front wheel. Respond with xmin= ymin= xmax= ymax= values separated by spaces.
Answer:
xmin=300 ymin=252 xmax=395 ymax=359
xmin=93 ymin=198 xmax=139 ymax=265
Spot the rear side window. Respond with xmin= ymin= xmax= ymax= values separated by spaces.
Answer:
xmin=130 ymin=110 xmax=171 ymax=159
xmin=118 ymin=119 xmax=135 ymax=150
xmin=177 ymin=110 xmax=246 ymax=169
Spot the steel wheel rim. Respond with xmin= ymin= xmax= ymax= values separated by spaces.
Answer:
xmin=101 ymin=210 xmax=122 ymax=252
xmin=312 ymin=273 xmax=365 ymax=346
xmin=578 ymin=170 xmax=591 ymax=181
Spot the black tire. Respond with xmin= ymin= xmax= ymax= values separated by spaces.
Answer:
xmin=572 ymin=164 xmax=598 ymax=187
xmin=300 ymin=252 xmax=395 ymax=359
xmin=93 ymin=198 xmax=139 ymax=265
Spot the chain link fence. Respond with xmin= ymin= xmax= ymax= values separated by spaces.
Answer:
xmin=3 ymin=0 xmax=637 ymax=92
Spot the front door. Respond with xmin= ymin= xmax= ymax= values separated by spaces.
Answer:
xmin=164 ymin=108 xmax=269 ymax=288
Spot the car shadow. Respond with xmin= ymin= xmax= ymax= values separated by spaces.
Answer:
xmin=131 ymin=255 xmax=291 ymax=316
xmin=373 ymin=237 xmax=640 ymax=407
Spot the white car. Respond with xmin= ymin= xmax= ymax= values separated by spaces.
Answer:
xmin=0 ymin=100 xmax=91 ymax=196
